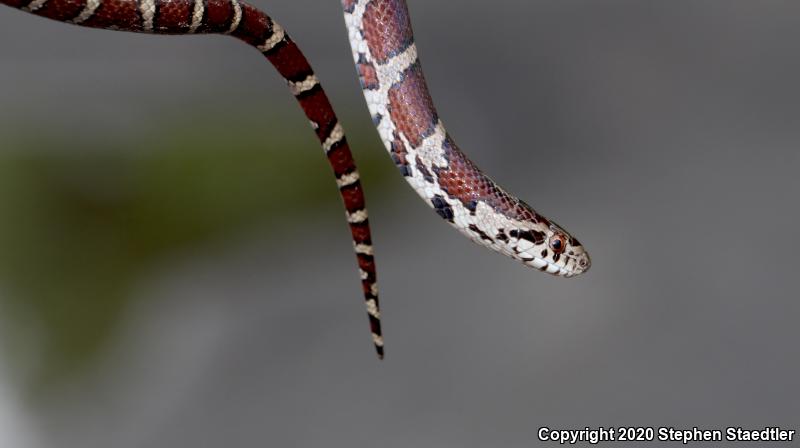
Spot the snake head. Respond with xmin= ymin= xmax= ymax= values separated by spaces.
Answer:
xmin=537 ymin=224 xmax=591 ymax=277
xmin=501 ymin=220 xmax=590 ymax=278
xmin=461 ymin=197 xmax=590 ymax=277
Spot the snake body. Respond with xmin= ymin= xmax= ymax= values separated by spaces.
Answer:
xmin=1 ymin=0 xmax=590 ymax=358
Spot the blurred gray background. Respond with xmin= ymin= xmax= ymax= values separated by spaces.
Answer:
xmin=1 ymin=0 xmax=799 ymax=446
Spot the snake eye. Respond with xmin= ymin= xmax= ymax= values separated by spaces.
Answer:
xmin=548 ymin=233 xmax=567 ymax=254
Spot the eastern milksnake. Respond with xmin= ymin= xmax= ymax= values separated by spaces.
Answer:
xmin=1 ymin=0 xmax=591 ymax=358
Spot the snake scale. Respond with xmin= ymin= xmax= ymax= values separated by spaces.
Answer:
xmin=1 ymin=0 xmax=590 ymax=358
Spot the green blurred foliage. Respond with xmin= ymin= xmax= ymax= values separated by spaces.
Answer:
xmin=0 ymin=111 xmax=391 ymax=399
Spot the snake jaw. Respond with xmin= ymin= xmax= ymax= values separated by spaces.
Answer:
xmin=522 ymin=248 xmax=590 ymax=277
xmin=518 ymin=238 xmax=590 ymax=277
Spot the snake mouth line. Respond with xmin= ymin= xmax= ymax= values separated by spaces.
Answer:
xmin=525 ymin=256 xmax=587 ymax=278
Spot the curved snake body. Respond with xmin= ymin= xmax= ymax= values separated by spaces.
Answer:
xmin=344 ymin=0 xmax=589 ymax=279
xmin=0 ymin=0 xmax=590 ymax=359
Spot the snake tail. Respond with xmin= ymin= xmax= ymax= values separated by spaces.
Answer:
xmin=0 ymin=0 xmax=385 ymax=358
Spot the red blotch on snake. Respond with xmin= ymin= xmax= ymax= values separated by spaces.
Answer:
xmin=362 ymin=0 xmax=413 ymax=64
xmin=36 ymin=0 xmax=86 ymax=22
xmin=82 ymin=0 xmax=141 ymax=31
xmin=388 ymin=64 xmax=437 ymax=148
xmin=154 ymin=0 xmax=192 ymax=33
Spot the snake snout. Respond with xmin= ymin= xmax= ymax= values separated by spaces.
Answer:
xmin=568 ymin=249 xmax=591 ymax=276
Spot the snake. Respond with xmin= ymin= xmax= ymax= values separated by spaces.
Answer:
xmin=1 ymin=0 xmax=591 ymax=359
